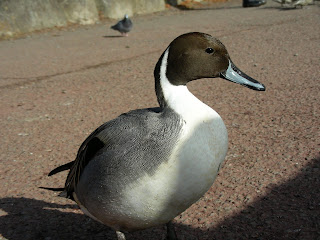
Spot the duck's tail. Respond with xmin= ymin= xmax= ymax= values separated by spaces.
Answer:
xmin=40 ymin=161 xmax=75 ymax=196
xmin=39 ymin=186 xmax=65 ymax=191
xmin=48 ymin=161 xmax=75 ymax=176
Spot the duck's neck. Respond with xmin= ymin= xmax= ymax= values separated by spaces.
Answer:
xmin=154 ymin=48 xmax=215 ymax=120
xmin=154 ymin=48 xmax=169 ymax=109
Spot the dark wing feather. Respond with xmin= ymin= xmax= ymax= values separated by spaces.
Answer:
xmin=64 ymin=123 xmax=108 ymax=199
xmin=46 ymin=122 xmax=109 ymax=199
xmin=48 ymin=107 xmax=182 ymax=200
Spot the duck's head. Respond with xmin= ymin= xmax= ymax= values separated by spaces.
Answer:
xmin=157 ymin=32 xmax=265 ymax=91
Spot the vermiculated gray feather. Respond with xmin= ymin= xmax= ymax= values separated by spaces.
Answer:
xmin=65 ymin=107 xmax=183 ymax=199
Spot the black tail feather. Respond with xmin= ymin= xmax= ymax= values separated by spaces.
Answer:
xmin=39 ymin=186 xmax=65 ymax=191
xmin=48 ymin=161 xmax=75 ymax=176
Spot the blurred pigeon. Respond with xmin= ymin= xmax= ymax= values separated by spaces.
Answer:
xmin=111 ymin=14 xmax=133 ymax=37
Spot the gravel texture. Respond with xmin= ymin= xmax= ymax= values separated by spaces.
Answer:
xmin=0 ymin=1 xmax=319 ymax=240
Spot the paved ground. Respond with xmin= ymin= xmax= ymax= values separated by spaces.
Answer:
xmin=0 ymin=1 xmax=319 ymax=239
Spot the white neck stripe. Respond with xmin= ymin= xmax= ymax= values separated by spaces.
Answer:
xmin=159 ymin=47 xmax=217 ymax=121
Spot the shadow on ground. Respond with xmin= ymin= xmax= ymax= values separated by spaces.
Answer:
xmin=103 ymin=35 xmax=126 ymax=38
xmin=1 ymin=156 xmax=319 ymax=240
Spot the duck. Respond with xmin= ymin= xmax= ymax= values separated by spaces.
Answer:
xmin=110 ymin=14 xmax=133 ymax=37
xmin=45 ymin=32 xmax=265 ymax=240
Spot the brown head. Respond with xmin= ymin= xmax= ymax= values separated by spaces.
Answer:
xmin=166 ymin=32 xmax=230 ymax=85
xmin=154 ymin=32 xmax=265 ymax=108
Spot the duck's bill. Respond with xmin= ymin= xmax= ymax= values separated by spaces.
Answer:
xmin=220 ymin=60 xmax=265 ymax=91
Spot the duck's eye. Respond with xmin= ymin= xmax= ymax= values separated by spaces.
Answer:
xmin=205 ymin=48 xmax=214 ymax=54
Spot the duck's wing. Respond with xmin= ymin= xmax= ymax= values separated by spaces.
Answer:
xmin=46 ymin=120 xmax=111 ymax=199
xmin=49 ymin=107 xmax=182 ymax=199
xmin=64 ymin=121 xmax=110 ymax=199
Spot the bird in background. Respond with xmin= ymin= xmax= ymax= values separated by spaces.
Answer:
xmin=111 ymin=14 xmax=133 ymax=36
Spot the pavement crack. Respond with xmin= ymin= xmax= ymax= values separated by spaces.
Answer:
xmin=0 ymin=50 xmax=161 ymax=90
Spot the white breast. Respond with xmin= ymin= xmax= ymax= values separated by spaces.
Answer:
xmin=115 ymin=48 xmax=228 ymax=230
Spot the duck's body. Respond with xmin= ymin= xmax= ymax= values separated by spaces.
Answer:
xmin=111 ymin=14 xmax=132 ymax=36
xmin=75 ymin=77 xmax=228 ymax=231
xmin=75 ymin=107 xmax=227 ymax=231
xmin=46 ymin=32 xmax=265 ymax=239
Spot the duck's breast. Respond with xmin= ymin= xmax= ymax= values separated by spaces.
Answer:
xmin=118 ymin=109 xmax=228 ymax=229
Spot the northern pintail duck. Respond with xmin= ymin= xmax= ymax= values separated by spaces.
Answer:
xmin=111 ymin=14 xmax=133 ymax=37
xmin=46 ymin=32 xmax=265 ymax=240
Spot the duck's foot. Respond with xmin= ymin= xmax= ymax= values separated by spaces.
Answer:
xmin=166 ymin=221 xmax=178 ymax=240
xmin=116 ymin=231 xmax=126 ymax=240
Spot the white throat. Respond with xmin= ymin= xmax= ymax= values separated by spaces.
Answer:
xmin=159 ymin=47 xmax=217 ymax=121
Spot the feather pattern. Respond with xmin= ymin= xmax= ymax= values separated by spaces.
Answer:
xmin=56 ymin=107 xmax=182 ymax=199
